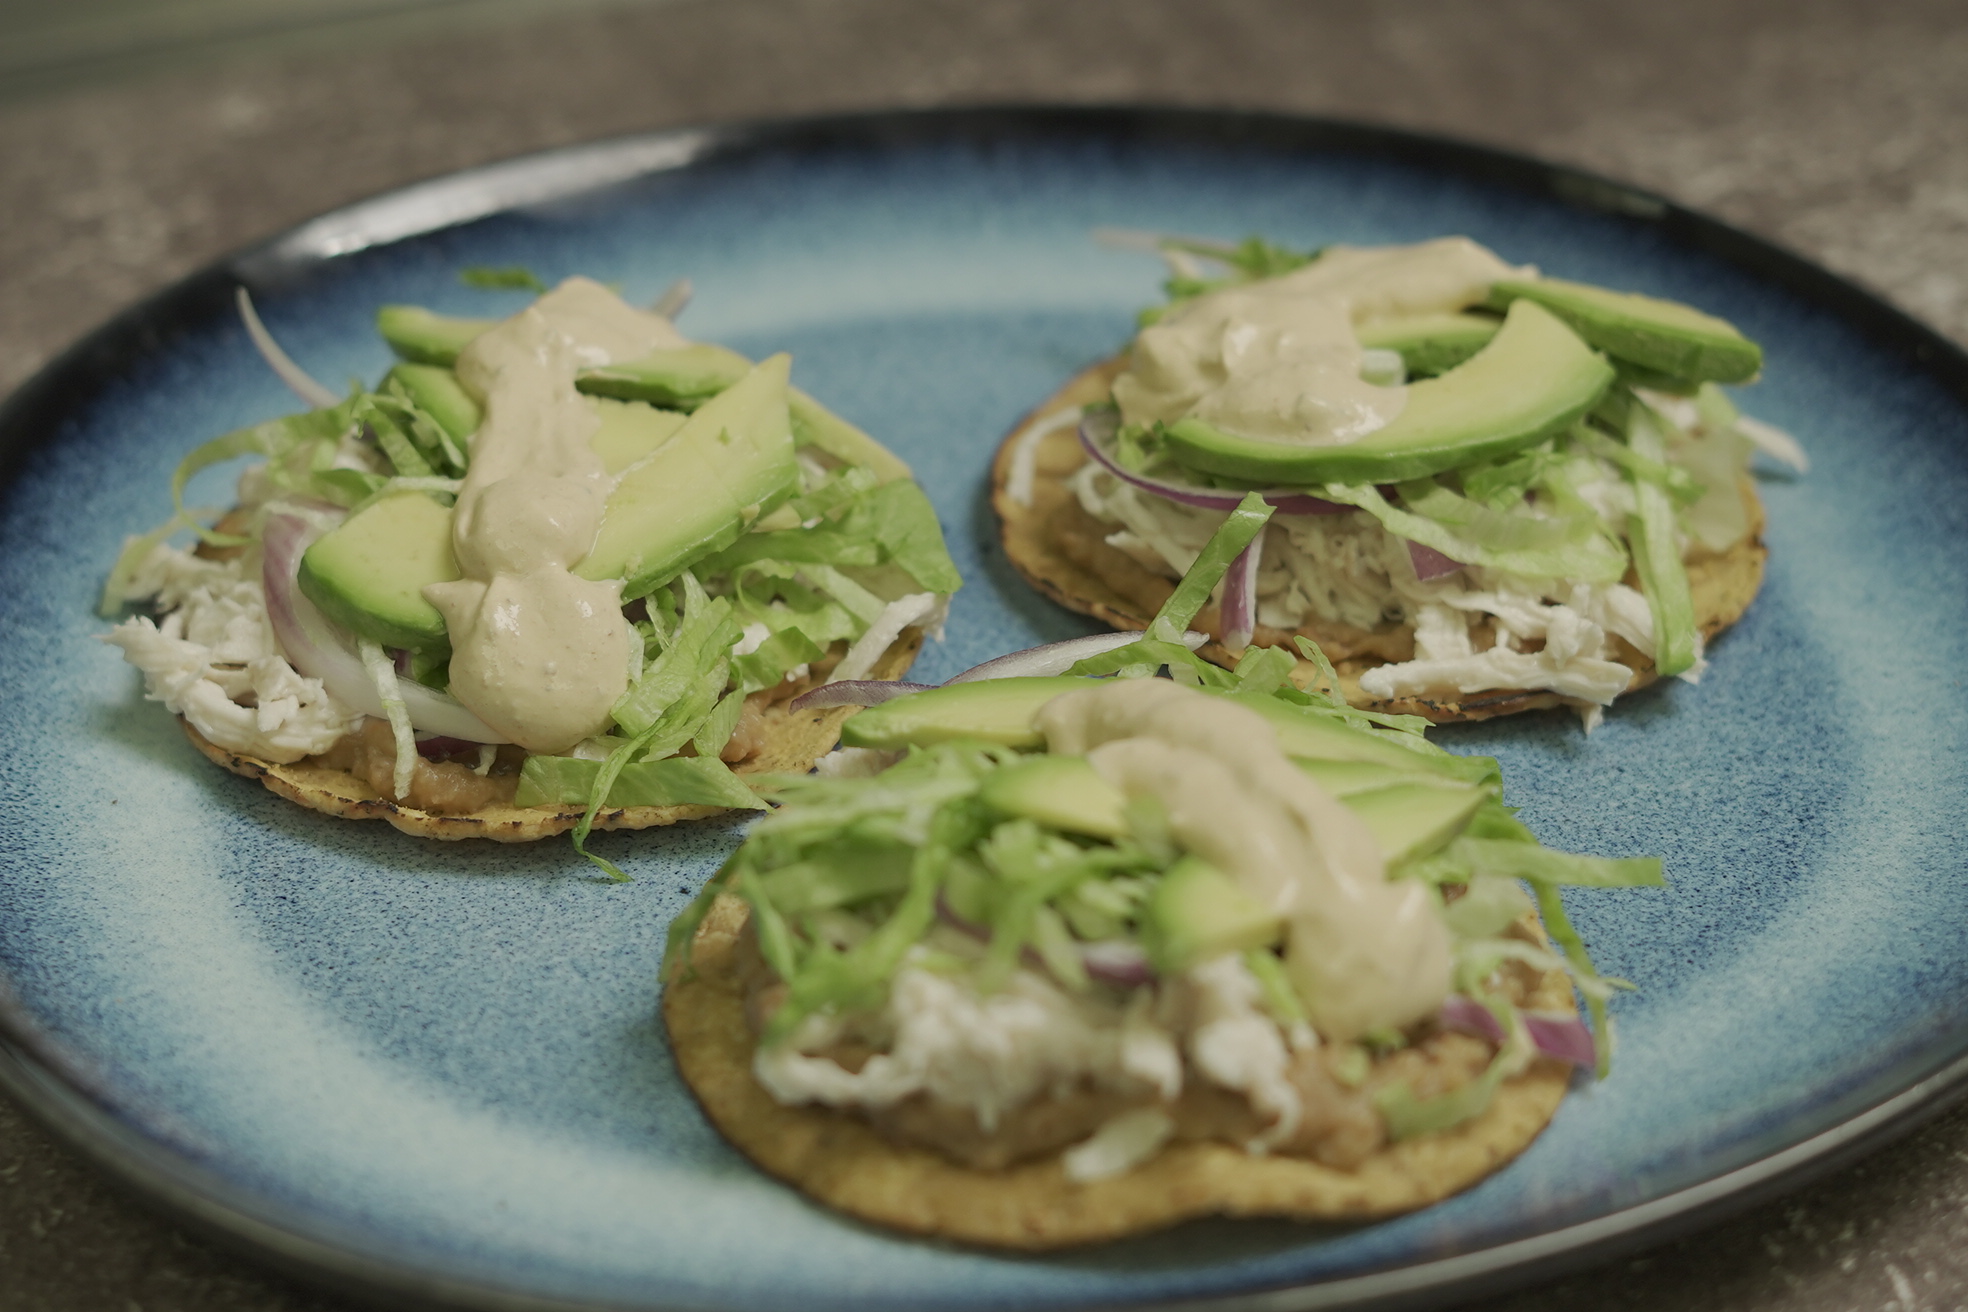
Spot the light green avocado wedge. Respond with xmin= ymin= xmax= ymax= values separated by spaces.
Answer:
xmin=838 ymin=677 xmax=1097 ymax=751
xmin=1163 ymin=299 xmax=1615 ymax=485
xmin=1355 ymin=312 xmax=1502 ymax=378
xmin=577 ymin=354 xmax=800 ymax=598
xmin=979 ymin=754 xmax=1128 ymax=839
xmin=297 ymin=491 xmax=461 ymax=651
xmin=1487 ymin=277 xmax=1762 ymax=385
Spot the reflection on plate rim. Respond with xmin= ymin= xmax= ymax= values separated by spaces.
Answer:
xmin=3 ymin=106 xmax=1966 ymax=1312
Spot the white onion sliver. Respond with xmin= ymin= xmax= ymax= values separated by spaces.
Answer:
xmin=944 ymin=630 xmax=1208 ymax=684
xmin=1005 ymin=405 xmax=1082 ymax=508
xmin=1735 ymin=415 xmax=1810 ymax=472
xmin=262 ymin=510 xmax=509 ymax=743
xmin=651 ymin=277 xmax=693 ymax=320
xmin=236 ymin=287 xmax=340 ymax=409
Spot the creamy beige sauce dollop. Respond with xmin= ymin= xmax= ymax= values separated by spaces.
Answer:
xmin=1036 ymin=680 xmax=1453 ymax=1040
xmin=1113 ymin=236 xmax=1532 ymax=447
xmin=423 ymin=278 xmax=688 ymax=753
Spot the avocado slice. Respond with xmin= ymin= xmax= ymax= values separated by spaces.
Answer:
xmin=578 ymin=354 xmax=801 ymax=597
xmin=579 ymin=344 xmax=754 ymax=409
xmin=979 ymin=754 xmax=1128 ymax=839
xmin=385 ymin=363 xmax=481 ymax=443
xmin=589 ymin=397 xmax=687 ymax=475
xmin=297 ymin=492 xmax=461 ymax=651
xmin=1213 ymin=690 xmax=1499 ymax=786
xmin=788 ymin=390 xmax=913 ymax=484
xmin=1141 ymin=856 xmax=1284 ymax=974
xmin=1294 ymin=755 xmax=1473 ymax=798
xmin=838 ymin=677 xmax=1095 ymax=750
xmin=378 ymin=305 xmax=914 ymax=485
xmin=1356 ymin=312 xmax=1501 ymax=378
xmin=1163 ymin=299 xmax=1615 ymax=485
xmin=376 ymin=306 xmax=495 ymax=366
xmin=1338 ymin=780 xmax=1489 ymax=865
xmin=1488 ymin=277 xmax=1761 ymax=384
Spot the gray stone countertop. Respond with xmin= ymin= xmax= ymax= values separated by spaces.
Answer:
xmin=2 ymin=2 xmax=1965 ymax=1308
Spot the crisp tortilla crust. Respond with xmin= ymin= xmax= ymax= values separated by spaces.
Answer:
xmin=991 ymin=359 xmax=1769 ymax=723
xmin=182 ymin=630 xmax=923 ymax=842
xmin=664 ymin=893 xmax=1575 ymax=1249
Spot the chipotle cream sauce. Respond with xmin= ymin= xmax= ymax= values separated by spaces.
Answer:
xmin=1035 ymin=680 xmax=1453 ymax=1041
xmin=1113 ymin=236 xmax=1532 ymax=448
xmin=423 ymin=278 xmax=688 ymax=752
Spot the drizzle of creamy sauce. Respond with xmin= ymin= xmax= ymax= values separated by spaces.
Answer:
xmin=1035 ymin=679 xmax=1453 ymax=1041
xmin=1113 ymin=236 xmax=1532 ymax=448
xmin=423 ymin=277 xmax=688 ymax=753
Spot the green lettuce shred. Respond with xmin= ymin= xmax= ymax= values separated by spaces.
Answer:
xmin=1150 ymin=490 xmax=1274 ymax=637
xmin=1376 ymin=996 xmax=1523 ymax=1139
xmin=516 ymin=754 xmax=763 ymax=811
xmin=1318 ymin=481 xmax=1629 ymax=584
xmin=1624 ymin=403 xmax=1700 ymax=677
xmin=459 ymin=265 xmax=547 ymax=292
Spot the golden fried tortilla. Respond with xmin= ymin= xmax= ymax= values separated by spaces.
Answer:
xmin=663 ymin=893 xmax=1575 ymax=1249
xmin=991 ymin=360 xmax=1768 ymax=723
xmin=184 ymin=631 xmax=923 ymax=842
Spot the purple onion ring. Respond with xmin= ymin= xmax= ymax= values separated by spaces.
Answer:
xmin=1078 ymin=416 xmax=1349 ymax=516
xmin=1438 ymin=995 xmax=1596 ymax=1069
xmin=788 ymin=680 xmax=935 ymax=712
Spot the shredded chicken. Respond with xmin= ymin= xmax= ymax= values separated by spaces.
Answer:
xmin=100 ymin=543 xmax=356 ymax=761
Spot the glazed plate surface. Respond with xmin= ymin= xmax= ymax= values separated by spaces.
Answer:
xmin=2 ymin=110 xmax=1966 ymax=1311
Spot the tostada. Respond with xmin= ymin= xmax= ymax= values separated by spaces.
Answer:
xmin=994 ymin=234 xmax=1806 ymax=725
xmin=101 ymin=275 xmax=959 ymax=858
xmin=663 ymin=503 xmax=1660 ymax=1247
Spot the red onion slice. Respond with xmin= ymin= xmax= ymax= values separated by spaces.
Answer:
xmin=1221 ymin=534 xmax=1262 ymax=651
xmin=1080 ymin=941 xmax=1155 ymax=988
xmin=262 ymin=508 xmax=509 ymax=743
xmin=936 ymin=893 xmax=1157 ymax=990
xmin=788 ymin=680 xmax=935 ymax=712
xmin=1408 ymin=541 xmax=1465 ymax=581
xmin=1079 ymin=412 xmax=1349 ymax=516
xmin=1438 ymin=995 xmax=1596 ymax=1068
xmin=944 ymin=630 xmax=1206 ymax=684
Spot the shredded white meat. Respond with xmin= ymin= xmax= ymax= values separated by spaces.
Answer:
xmin=828 ymin=591 xmax=947 ymax=683
xmin=753 ymin=948 xmax=1305 ymax=1177
xmin=99 ymin=542 xmax=357 ymax=762
xmin=1061 ymin=1107 xmax=1176 ymax=1183
xmin=753 ymin=961 xmax=1180 ymax=1132
xmin=1183 ymin=953 xmax=1303 ymax=1151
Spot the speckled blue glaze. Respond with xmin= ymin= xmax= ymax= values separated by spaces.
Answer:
xmin=3 ymin=116 xmax=1967 ymax=1311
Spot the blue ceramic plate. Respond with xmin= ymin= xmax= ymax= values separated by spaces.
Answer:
xmin=4 ymin=110 xmax=1967 ymax=1312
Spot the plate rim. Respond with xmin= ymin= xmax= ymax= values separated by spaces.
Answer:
xmin=4 ymin=102 xmax=1968 ymax=1312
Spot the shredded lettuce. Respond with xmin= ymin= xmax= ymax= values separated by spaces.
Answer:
xmin=1150 ymin=490 xmax=1274 ymax=637
xmin=516 ymin=754 xmax=763 ymax=811
xmin=1625 ymin=403 xmax=1700 ymax=677
xmin=1318 ymin=481 xmax=1629 ymax=584
xmin=357 ymin=637 xmax=417 ymax=802
xmin=1375 ymin=996 xmax=1524 ymax=1139
xmin=459 ymin=265 xmax=547 ymax=292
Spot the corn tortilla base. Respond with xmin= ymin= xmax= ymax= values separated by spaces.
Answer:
xmin=181 ymin=630 xmax=923 ymax=842
xmin=664 ymin=894 xmax=1575 ymax=1249
xmin=991 ymin=360 xmax=1768 ymax=723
